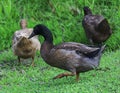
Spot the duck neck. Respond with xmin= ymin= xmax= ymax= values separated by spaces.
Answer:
xmin=84 ymin=10 xmax=92 ymax=15
xmin=40 ymin=30 xmax=54 ymax=60
xmin=43 ymin=31 xmax=53 ymax=44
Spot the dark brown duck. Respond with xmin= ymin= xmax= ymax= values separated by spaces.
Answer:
xmin=28 ymin=24 xmax=105 ymax=81
xmin=82 ymin=6 xmax=112 ymax=44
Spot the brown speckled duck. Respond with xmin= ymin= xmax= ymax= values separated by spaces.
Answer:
xmin=82 ymin=6 xmax=112 ymax=44
xmin=28 ymin=24 xmax=105 ymax=81
xmin=12 ymin=19 xmax=41 ymax=66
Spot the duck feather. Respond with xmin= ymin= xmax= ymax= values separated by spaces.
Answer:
xmin=28 ymin=24 xmax=105 ymax=80
xmin=82 ymin=6 xmax=112 ymax=44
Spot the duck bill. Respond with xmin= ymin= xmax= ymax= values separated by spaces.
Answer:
xmin=28 ymin=32 xmax=35 ymax=39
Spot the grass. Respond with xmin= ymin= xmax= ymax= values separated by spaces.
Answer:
xmin=0 ymin=48 xmax=120 ymax=93
xmin=0 ymin=0 xmax=120 ymax=93
xmin=0 ymin=0 xmax=120 ymax=50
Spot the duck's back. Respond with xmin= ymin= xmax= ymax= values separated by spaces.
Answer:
xmin=82 ymin=14 xmax=112 ymax=43
xmin=44 ymin=42 xmax=103 ymax=72
xmin=13 ymin=37 xmax=36 ymax=58
xmin=12 ymin=28 xmax=40 ymax=51
xmin=82 ymin=15 xmax=104 ymax=33
xmin=12 ymin=28 xmax=41 ymax=58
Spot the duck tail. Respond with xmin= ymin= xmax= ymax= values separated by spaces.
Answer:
xmin=94 ymin=45 xmax=105 ymax=66
xmin=80 ymin=45 xmax=105 ymax=58
xmin=98 ymin=19 xmax=112 ymax=35
xmin=98 ymin=45 xmax=106 ymax=55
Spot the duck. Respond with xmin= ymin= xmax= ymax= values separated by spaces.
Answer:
xmin=12 ymin=19 xmax=41 ymax=66
xmin=28 ymin=24 xmax=105 ymax=81
xmin=82 ymin=6 xmax=112 ymax=45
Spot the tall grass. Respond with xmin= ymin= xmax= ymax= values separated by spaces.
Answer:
xmin=1 ymin=0 xmax=12 ymax=16
xmin=0 ymin=0 xmax=120 ymax=50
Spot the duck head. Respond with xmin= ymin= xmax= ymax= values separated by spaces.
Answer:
xmin=28 ymin=24 xmax=53 ymax=43
xmin=83 ymin=6 xmax=92 ymax=15
xmin=20 ymin=19 xmax=27 ymax=29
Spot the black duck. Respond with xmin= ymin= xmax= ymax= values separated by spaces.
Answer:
xmin=28 ymin=24 xmax=105 ymax=81
xmin=82 ymin=6 xmax=112 ymax=44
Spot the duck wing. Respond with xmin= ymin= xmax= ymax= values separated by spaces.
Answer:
xmin=83 ymin=15 xmax=104 ymax=25
xmin=53 ymin=42 xmax=100 ymax=54
xmin=97 ymin=18 xmax=111 ymax=34
xmin=82 ymin=15 xmax=104 ymax=35
xmin=76 ymin=48 xmax=100 ymax=58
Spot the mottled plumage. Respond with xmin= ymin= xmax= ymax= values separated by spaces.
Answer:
xmin=12 ymin=19 xmax=41 ymax=66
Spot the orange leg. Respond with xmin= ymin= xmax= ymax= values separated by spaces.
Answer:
xmin=76 ymin=73 xmax=79 ymax=81
xmin=18 ymin=56 xmax=21 ymax=63
xmin=53 ymin=72 xmax=80 ymax=81
xmin=53 ymin=72 xmax=76 ymax=79
xmin=31 ymin=56 xmax=35 ymax=66
xmin=18 ymin=56 xmax=22 ymax=65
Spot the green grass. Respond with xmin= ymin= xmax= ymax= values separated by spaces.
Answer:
xmin=0 ymin=49 xmax=120 ymax=93
xmin=0 ymin=0 xmax=120 ymax=93
xmin=0 ymin=0 xmax=120 ymax=50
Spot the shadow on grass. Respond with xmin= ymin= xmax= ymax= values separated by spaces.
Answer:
xmin=38 ymin=77 xmax=76 ymax=88
xmin=0 ymin=58 xmax=50 ymax=71
xmin=0 ymin=59 xmax=17 ymax=67
xmin=0 ymin=58 xmax=38 ymax=71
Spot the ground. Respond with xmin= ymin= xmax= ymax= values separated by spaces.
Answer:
xmin=0 ymin=49 xmax=120 ymax=93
